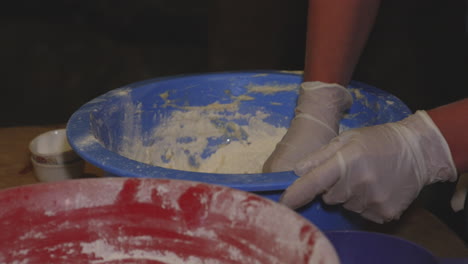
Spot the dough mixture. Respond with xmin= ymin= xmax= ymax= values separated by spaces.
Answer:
xmin=118 ymin=108 xmax=287 ymax=174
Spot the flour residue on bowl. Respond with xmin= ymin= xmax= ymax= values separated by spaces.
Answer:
xmin=80 ymin=237 xmax=219 ymax=264
xmin=118 ymin=107 xmax=287 ymax=174
xmin=74 ymin=180 xmax=329 ymax=264
xmin=247 ymin=83 xmax=298 ymax=95
xmin=1 ymin=178 xmax=339 ymax=264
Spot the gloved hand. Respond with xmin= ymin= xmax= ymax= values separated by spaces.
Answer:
xmin=451 ymin=173 xmax=468 ymax=212
xmin=263 ymin=82 xmax=353 ymax=172
xmin=280 ymin=111 xmax=458 ymax=223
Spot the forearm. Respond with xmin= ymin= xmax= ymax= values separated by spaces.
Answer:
xmin=304 ymin=0 xmax=380 ymax=85
xmin=428 ymin=98 xmax=468 ymax=173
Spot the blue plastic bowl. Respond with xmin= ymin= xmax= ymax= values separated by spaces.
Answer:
xmin=325 ymin=231 xmax=467 ymax=264
xmin=67 ymin=71 xmax=412 ymax=231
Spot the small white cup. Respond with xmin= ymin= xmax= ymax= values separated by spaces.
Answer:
xmin=29 ymin=129 xmax=85 ymax=182
xmin=29 ymin=129 xmax=81 ymax=165
xmin=30 ymin=158 xmax=85 ymax=182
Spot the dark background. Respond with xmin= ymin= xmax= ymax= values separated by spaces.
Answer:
xmin=1 ymin=0 xmax=467 ymax=241
xmin=1 ymin=0 xmax=466 ymax=126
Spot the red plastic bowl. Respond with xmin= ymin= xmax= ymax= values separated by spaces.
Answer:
xmin=0 ymin=178 xmax=339 ymax=263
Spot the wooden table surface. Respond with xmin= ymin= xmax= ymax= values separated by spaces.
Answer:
xmin=1 ymin=125 xmax=467 ymax=258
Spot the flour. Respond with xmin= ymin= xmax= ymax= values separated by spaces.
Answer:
xmin=247 ymin=84 xmax=298 ymax=94
xmin=80 ymin=238 xmax=213 ymax=264
xmin=74 ymin=134 xmax=99 ymax=151
xmin=118 ymin=108 xmax=287 ymax=174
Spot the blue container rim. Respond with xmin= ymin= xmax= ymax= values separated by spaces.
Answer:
xmin=66 ymin=70 xmax=411 ymax=192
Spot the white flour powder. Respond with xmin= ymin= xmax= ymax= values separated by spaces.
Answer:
xmin=118 ymin=108 xmax=287 ymax=174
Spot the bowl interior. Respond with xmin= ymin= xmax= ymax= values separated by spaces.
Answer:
xmin=29 ymin=129 xmax=72 ymax=156
xmin=67 ymin=72 xmax=411 ymax=191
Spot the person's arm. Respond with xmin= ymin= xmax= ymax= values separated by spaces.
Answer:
xmin=304 ymin=0 xmax=380 ymax=85
xmin=428 ymin=98 xmax=468 ymax=173
xmin=263 ymin=0 xmax=379 ymax=172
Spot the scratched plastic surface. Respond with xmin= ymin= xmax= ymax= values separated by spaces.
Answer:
xmin=67 ymin=71 xmax=412 ymax=231
xmin=0 ymin=178 xmax=339 ymax=264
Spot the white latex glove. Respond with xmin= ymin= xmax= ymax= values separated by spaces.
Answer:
xmin=263 ymin=82 xmax=353 ymax=172
xmin=451 ymin=173 xmax=468 ymax=212
xmin=280 ymin=111 xmax=458 ymax=223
